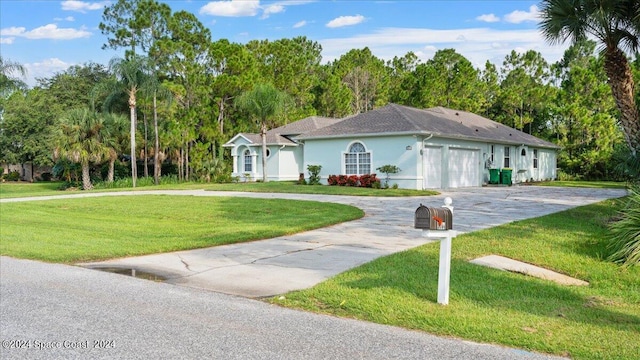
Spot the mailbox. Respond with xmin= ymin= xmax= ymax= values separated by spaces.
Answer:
xmin=415 ymin=204 xmax=453 ymax=230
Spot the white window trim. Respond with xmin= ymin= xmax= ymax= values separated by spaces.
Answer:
xmin=342 ymin=141 xmax=372 ymax=175
xmin=504 ymin=146 xmax=511 ymax=168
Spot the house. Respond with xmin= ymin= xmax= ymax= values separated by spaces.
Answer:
xmin=223 ymin=116 xmax=343 ymax=182
xmin=224 ymin=103 xmax=559 ymax=189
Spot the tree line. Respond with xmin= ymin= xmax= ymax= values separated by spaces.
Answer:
xmin=1 ymin=0 xmax=639 ymax=190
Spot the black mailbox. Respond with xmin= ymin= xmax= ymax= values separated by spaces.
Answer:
xmin=415 ymin=204 xmax=453 ymax=230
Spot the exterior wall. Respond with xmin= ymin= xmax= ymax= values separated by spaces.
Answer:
xmin=277 ymin=146 xmax=303 ymax=181
xmin=303 ymin=135 xmax=423 ymax=189
xmin=1 ymin=163 xmax=52 ymax=182
xmin=226 ymin=138 xmax=303 ymax=182
xmin=486 ymin=144 xmax=557 ymax=184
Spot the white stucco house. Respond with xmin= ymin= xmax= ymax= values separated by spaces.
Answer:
xmin=223 ymin=103 xmax=559 ymax=189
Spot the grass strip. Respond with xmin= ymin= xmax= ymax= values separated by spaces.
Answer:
xmin=273 ymin=198 xmax=640 ymax=360
xmin=0 ymin=195 xmax=363 ymax=263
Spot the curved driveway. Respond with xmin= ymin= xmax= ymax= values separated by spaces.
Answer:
xmin=1 ymin=186 xmax=626 ymax=360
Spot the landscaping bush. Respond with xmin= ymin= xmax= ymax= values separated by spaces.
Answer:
xmin=40 ymin=172 xmax=53 ymax=181
xmin=607 ymin=185 xmax=640 ymax=267
xmin=307 ymin=165 xmax=322 ymax=185
xmin=5 ymin=171 xmax=20 ymax=181
xmin=376 ymin=164 xmax=401 ymax=187
xmin=326 ymin=174 xmax=379 ymax=188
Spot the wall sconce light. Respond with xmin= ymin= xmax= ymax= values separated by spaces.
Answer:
xmin=406 ymin=145 xmax=412 ymax=150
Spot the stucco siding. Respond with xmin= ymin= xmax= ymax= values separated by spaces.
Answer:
xmin=303 ymin=135 xmax=422 ymax=189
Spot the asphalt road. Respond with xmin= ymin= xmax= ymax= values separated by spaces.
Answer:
xmin=0 ymin=256 xmax=563 ymax=360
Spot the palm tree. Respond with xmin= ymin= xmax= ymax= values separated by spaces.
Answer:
xmin=235 ymin=83 xmax=291 ymax=182
xmin=55 ymin=108 xmax=110 ymax=190
xmin=101 ymin=112 xmax=129 ymax=182
xmin=539 ymin=0 xmax=640 ymax=155
xmin=0 ymin=56 xmax=27 ymax=96
xmin=107 ymin=55 xmax=150 ymax=187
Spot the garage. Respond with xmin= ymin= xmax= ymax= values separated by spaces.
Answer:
xmin=448 ymin=148 xmax=480 ymax=188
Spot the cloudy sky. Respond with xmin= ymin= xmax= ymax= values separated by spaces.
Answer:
xmin=0 ymin=0 xmax=569 ymax=87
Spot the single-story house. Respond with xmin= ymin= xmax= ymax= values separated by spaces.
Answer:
xmin=224 ymin=103 xmax=559 ymax=189
xmin=223 ymin=116 xmax=343 ymax=182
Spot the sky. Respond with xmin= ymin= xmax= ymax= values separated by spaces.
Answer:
xmin=0 ymin=0 xmax=570 ymax=87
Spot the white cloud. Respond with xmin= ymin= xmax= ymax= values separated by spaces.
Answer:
xmin=318 ymin=26 xmax=568 ymax=69
xmin=0 ymin=27 xmax=26 ymax=36
xmin=476 ymin=14 xmax=500 ymax=23
xmin=61 ymin=1 xmax=109 ymax=13
xmin=326 ymin=15 xmax=365 ymax=28
xmin=24 ymin=58 xmax=72 ymax=86
xmin=54 ymin=16 xmax=76 ymax=22
xmin=293 ymin=20 xmax=307 ymax=28
xmin=504 ymin=5 xmax=540 ymax=24
xmin=200 ymin=0 xmax=260 ymax=17
xmin=0 ymin=37 xmax=15 ymax=44
xmin=1 ymin=24 xmax=91 ymax=40
xmin=262 ymin=4 xmax=284 ymax=18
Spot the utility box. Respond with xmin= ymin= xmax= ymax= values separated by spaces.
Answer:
xmin=415 ymin=204 xmax=453 ymax=230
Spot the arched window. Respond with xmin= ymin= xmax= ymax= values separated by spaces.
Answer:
xmin=243 ymin=149 xmax=252 ymax=172
xmin=345 ymin=142 xmax=371 ymax=175
xmin=521 ymin=148 xmax=527 ymax=156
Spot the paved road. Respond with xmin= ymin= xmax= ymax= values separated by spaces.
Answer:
xmin=0 ymin=186 xmax=626 ymax=359
xmin=1 ymin=257 xmax=563 ymax=360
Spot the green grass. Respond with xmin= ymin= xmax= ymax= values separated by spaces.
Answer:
xmin=0 ymin=181 xmax=65 ymax=198
xmin=0 ymin=195 xmax=363 ymax=263
xmin=0 ymin=180 xmax=439 ymax=199
xmin=273 ymin=199 xmax=640 ymax=360
xmin=536 ymin=180 xmax=628 ymax=189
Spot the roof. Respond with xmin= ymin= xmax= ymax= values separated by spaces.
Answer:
xmin=223 ymin=115 xmax=342 ymax=147
xmin=296 ymin=103 xmax=559 ymax=149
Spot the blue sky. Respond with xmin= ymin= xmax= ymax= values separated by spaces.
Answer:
xmin=1 ymin=0 xmax=569 ymax=87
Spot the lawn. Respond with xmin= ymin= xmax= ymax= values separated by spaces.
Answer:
xmin=0 ymin=180 xmax=439 ymax=199
xmin=0 ymin=195 xmax=363 ymax=263
xmin=273 ymin=198 xmax=640 ymax=360
xmin=0 ymin=181 xmax=64 ymax=198
xmin=535 ymin=180 xmax=628 ymax=189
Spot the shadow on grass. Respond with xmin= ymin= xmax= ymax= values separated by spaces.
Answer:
xmin=341 ymin=250 xmax=640 ymax=331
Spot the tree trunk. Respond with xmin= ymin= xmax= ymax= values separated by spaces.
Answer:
xmin=218 ymin=98 xmax=225 ymax=133
xmin=261 ymin=122 xmax=268 ymax=182
xmin=129 ymin=92 xmax=137 ymax=187
xmin=108 ymin=157 xmax=115 ymax=183
xmin=153 ymin=93 xmax=160 ymax=185
xmin=604 ymin=47 xmax=640 ymax=156
xmin=81 ymin=163 xmax=93 ymax=191
xmin=143 ymin=111 xmax=149 ymax=178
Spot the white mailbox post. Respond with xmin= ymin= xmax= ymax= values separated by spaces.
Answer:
xmin=415 ymin=197 xmax=457 ymax=305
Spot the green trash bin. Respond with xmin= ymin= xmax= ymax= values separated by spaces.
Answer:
xmin=489 ymin=168 xmax=500 ymax=184
xmin=501 ymin=168 xmax=513 ymax=185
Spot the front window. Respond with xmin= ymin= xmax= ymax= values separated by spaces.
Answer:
xmin=533 ymin=149 xmax=538 ymax=169
xmin=504 ymin=146 xmax=510 ymax=168
xmin=243 ymin=149 xmax=252 ymax=172
xmin=345 ymin=142 xmax=371 ymax=175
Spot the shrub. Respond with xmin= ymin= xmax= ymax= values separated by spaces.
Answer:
xmin=327 ymin=175 xmax=338 ymax=186
xmin=307 ymin=165 xmax=322 ymax=185
xmin=5 ymin=171 xmax=20 ymax=181
xmin=607 ymin=186 xmax=640 ymax=267
xmin=346 ymin=175 xmax=359 ymax=186
xmin=376 ymin=164 xmax=401 ymax=187
xmin=40 ymin=172 xmax=53 ymax=181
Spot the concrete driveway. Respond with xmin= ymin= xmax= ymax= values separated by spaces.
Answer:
xmin=48 ymin=186 xmax=625 ymax=298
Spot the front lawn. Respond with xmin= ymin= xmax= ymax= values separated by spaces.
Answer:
xmin=535 ymin=180 xmax=628 ymax=189
xmin=274 ymin=198 xmax=640 ymax=360
xmin=0 ymin=195 xmax=363 ymax=263
xmin=0 ymin=180 xmax=439 ymax=199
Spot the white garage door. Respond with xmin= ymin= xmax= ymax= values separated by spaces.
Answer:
xmin=448 ymin=148 xmax=479 ymax=188
xmin=422 ymin=147 xmax=442 ymax=189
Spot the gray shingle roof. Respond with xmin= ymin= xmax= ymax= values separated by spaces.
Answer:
xmin=296 ymin=103 xmax=559 ymax=149
xmin=229 ymin=116 xmax=342 ymax=146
